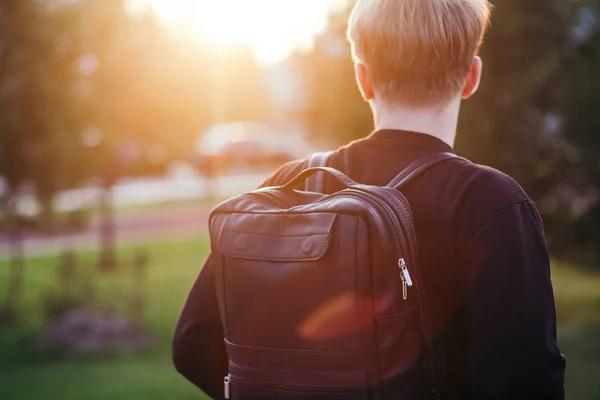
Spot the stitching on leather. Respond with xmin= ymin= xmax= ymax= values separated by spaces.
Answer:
xmin=213 ymin=216 xmax=232 ymax=340
xmin=390 ymin=157 xmax=430 ymax=187
xmin=221 ymin=233 xmax=332 ymax=261
xmin=393 ymin=155 xmax=447 ymax=188
xmin=222 ymin=230 xmax=331 ymax=238
xmin=229 ymin=378 xmax=367 ymax=394
xmin=228 ymin=360 xmax=366 ymax=375
xmin=226 ymin=338 xmax=378 ymax=354
xmin=316 ymin=195 xmax=392 ymax=250
xmin=331 ymin=195 xmax=394 ymax=305
xmin=221 ymin=254 xmax=231 ymax=340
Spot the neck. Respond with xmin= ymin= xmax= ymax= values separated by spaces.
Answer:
xmin=371 ymin=97 xmax=461 ymax=148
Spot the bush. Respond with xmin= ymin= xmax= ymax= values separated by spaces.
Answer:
xmin=41 ymin=292 xmax=88 ymax=322
xmin=40 ymin=251 xmax=96 ymax=322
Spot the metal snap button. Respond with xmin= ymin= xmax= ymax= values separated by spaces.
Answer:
xmin=302 ymin=239 xmax=313 ymax=254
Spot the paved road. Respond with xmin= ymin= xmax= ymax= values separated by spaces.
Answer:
xmin=0 ymin=204 xmax=213 ymax=261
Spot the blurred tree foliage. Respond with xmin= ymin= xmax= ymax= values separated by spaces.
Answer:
xmin=0 ymin=0 xmax=269 ymax=215
xmin=0 ymin=0 xmax=269 ymax=276
xmin=292 ymin=6 xmax=372 ymax=145
xmin=295 ymin=1 xmax=600 ymax=264
xmin=0 ymin=0 xmax=50 ymax=312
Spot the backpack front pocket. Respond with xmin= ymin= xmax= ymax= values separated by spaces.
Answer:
xmin=215 ymin=212 xmax=369 ymax=350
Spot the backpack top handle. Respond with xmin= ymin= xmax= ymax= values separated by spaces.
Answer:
xmin=281 ymin=166 xmax=360 ymax=192
xmin=305 ymin=151 xmax=335 ymax=192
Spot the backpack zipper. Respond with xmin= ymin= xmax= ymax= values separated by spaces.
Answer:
xmin=224 ymin=374 xmax=230 ymax=399
xmin=349 ymin=191 xmax=414 ymax=302
xmin=355 ymin=186 xmax=425 ymax=318
xmin=226 ymin=373 xmax=365 ymax=394
xmin=242 ymin=189 xmax=419 ymax=309
xmin=399 ymin=258 xmax=412 ymax=300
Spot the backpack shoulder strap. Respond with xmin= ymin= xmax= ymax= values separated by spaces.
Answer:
xmin=388 ymin=152 xmax=469 ymax=190
xmin=305 ymin=151 xmax=335 ymax=192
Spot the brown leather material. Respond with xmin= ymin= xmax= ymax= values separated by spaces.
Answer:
xmin=305 ymin=151 xmax=334 ymax=192
xmin=375 ymin=309 xmax=424 ymax=381
xmin=209 ymin=215 xmax=230 ymax=339
xmin=225 ymin=339 xmax=379 ymax=371
xmin=387 ymin=152 xmax=468 ymax=189
xmin=229 ymin=361 xmax=367 ymax=386
xmin=229 ymin=380 xmax=368 ymax=400
xmin=255 ymin=187 xmax=326 ymax=208
xmin=222 ymin=212 xmax=337 ymax=237
xmin=220 ymin=213 xmax=336 ymax=262
xmin=221 ymin=231 xmax=330 ymax=261
xmin=283 ymin=166 xmax=360 ymax=191
xmin=208 ymin=156 xmax=452 ymax=399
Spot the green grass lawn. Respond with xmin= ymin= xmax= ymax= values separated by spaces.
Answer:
xmin=0 ymin=239 xmax=599 ymax=399
xmin=0 ymin=238 xmax=211 ymax=400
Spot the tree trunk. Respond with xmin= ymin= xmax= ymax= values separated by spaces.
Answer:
xmin=98 ymin=185 xmax=117 ymax=272
xmin=4 ymin=197 xmax=25 ymax=317
xmin=38 ymin=193 xmax=55 ymax=235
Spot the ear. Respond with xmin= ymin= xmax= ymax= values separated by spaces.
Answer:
xmin=462 ymin=56 xmax=483 ymax=99
xmin=354 ymin=62 xmax=375 ymax=101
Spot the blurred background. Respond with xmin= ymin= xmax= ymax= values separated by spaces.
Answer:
xmin=0 ymin=0 xmax=599 ymax=399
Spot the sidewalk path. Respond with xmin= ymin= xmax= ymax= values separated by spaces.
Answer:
xmin=0 ymin=204 xmax=212 ymax=261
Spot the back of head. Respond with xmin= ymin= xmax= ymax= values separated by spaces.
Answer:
xmin=347 ymin=0 xmax=492 ymax=106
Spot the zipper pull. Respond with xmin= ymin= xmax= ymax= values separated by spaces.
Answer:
xmin=398 ymin=258 xmax=413 ymax=287
xmin=224 ymin=375 xmax=230 ymax=399
xmin=398 ymin=258 xmax=413 ymax=301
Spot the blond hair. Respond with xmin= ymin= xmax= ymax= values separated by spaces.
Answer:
xmin=347 ymin=0 xmax=492 ymax=105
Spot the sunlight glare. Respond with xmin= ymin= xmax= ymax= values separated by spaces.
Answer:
xmin=132 ymin=0 xmax=344 ymax=64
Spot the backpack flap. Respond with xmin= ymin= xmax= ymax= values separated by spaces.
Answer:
xmin=211 ymin=211 xmax=368 ymax=351
xmin=219 ymin=213 xmax=336 ymax=262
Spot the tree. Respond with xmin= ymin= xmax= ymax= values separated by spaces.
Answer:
xmin=293 ymin=5 xmax=372 ymax=146
xmin=74 ymin=1 xmax=271 ymax=270
xmin=0 ymin=0 xmax=64 ymax=315
xmin=456 ymin=1 xmax=600 ymax=259
xmin=542 ymin=3 xmax=600 ymax=260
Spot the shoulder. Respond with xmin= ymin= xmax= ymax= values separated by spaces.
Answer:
xmin=453 ymin=159 xmax=531 ymax=214
xmin=444 ymin=159 xmax=545 ymax=255
xmin=445 ymin=159 xmax=538 ymax=242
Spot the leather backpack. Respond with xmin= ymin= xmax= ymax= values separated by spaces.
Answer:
xmin=209 ymin=152 xmax=463 ymax=400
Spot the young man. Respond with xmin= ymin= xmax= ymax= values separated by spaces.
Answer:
xmin=173 ymin=0 xmax=566 ymax=398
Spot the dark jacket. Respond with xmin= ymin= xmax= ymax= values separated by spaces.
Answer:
xmin=173 ymin=130 xmax=566 ymax=399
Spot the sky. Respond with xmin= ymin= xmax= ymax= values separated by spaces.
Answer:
xmin=128 ymin=0 xmax=348 ymax=65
